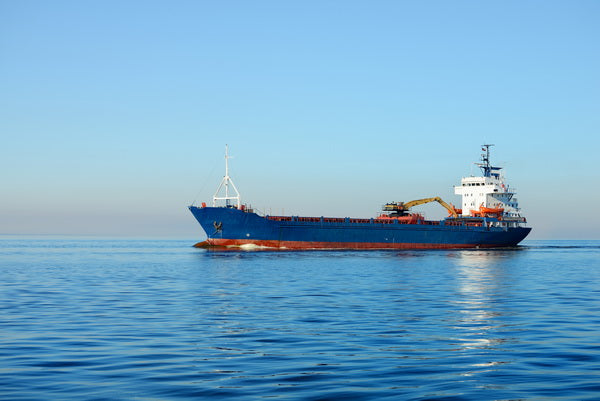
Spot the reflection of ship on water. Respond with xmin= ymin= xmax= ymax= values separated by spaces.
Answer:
xmin=451 ymin=248 xmax=524 ymax=267
xmin=451 ymin=249 xmax=517 ymax=299
xmin=447 ymin=250 xmax=521 ymax=353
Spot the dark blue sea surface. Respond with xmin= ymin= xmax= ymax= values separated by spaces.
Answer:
xmin=1 ymin=238 xmax=599 ymax=400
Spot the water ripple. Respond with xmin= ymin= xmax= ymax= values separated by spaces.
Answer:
xmin=1 ymin=239 xmax=599 ymax=400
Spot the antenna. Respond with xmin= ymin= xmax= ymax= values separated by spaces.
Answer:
xmin=212 ymin=144 xmax=241 ymax=208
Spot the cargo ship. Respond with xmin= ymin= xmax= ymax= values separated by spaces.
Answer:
xmin=189 ymin=145 xmax=531 ymax=249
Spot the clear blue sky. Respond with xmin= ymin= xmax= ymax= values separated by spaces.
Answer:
xmin=1 ymin=1 xmax=599 ymax=239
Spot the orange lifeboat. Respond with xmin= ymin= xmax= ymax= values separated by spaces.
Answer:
xmin=470 ymin=203 xmax=504 ymax=217
xmin=480 ymin=206 xmax=504 ymax=214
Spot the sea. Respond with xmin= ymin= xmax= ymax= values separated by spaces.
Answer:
xmin=1 ymin=237 xmax=599 ymax=401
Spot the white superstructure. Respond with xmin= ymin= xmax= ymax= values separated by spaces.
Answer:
xmin=454 ymin=145 xmax=525 ymax=223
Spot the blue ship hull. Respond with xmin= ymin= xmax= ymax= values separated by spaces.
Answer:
xmin=189 ymin=206 xmax=531 ymax=249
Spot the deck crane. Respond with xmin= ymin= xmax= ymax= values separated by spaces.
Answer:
xmin=383 ymin=197 xmax=459 ymax=218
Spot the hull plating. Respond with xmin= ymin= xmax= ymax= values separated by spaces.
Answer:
xmin=189 ymin=206 xmax=531 ymax=250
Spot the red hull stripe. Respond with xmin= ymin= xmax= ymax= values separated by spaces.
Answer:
xmin=197 ymin=239 xmax=500 ymax=250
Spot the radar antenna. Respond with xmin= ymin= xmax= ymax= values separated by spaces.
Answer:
xmin=212 ymin=145 xmax=241 ymax=208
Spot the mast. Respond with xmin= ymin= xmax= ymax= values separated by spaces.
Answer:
xmin=212 ymin=144 xmax=241 ymax=208
xmin=478 ymin=144 xmax=494 ymax=177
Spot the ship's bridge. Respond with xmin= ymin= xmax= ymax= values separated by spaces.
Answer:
xmin=453 ymin=145 xmax=523 ymax=220
xmin=454 ymin=176 xmax=521 ymax=217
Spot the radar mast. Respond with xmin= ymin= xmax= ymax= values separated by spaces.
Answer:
xmin=477 ymin=144 xmax=495 ymax=177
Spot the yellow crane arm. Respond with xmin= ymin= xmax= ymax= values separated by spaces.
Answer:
xmin=401 ymin=197 xmax=459 ymax=218
xmin=434 ymin=197 xmax=459 ymax=218
xmin=402 ymin=197 xmax=441 ymax=209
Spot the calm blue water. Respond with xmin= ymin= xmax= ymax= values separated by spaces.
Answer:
xmin=1 ymin=238 xmax=599 ymax=400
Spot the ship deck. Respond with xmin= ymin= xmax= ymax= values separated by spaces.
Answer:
xmin=265 ymin=215 xmax=489 ymax=227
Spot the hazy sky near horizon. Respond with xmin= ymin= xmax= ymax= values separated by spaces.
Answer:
xmin=2 ymin=1 xmax=599 ymax=239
